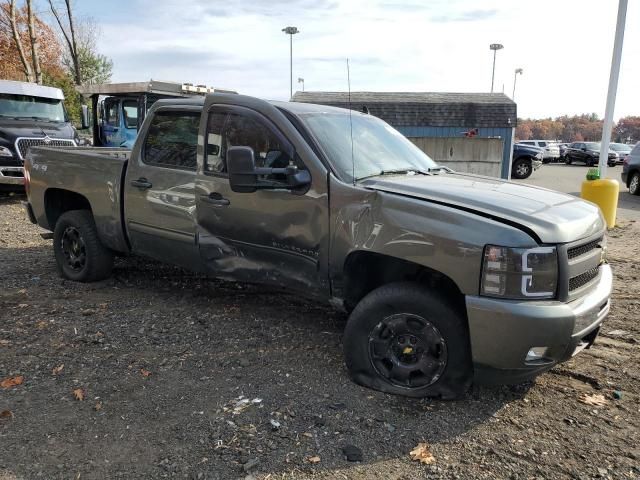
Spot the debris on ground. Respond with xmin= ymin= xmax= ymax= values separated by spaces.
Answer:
xmin=578 ymin=393 xmax=608 ymax=407
xmin=73 ymin=388 xmax=86 ymax=401
xmin=342 ymin=445 xmax=363 ymax=462
xmin=410 ymin=443 xmax=436 ymax=464
xmin=1 ymin=376 xmax=24 ymax=389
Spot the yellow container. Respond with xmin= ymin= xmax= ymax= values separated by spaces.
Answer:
xmin=580 ymin=178 xmax=619 ymax=228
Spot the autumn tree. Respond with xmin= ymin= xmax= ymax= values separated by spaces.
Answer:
xmin=0 ymin=1 xmax=63 ymax=82
xmin=615 ymin=116 xmax=640 ymax=143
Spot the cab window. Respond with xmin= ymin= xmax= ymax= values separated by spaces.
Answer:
xmin=104 ymin=100 xmax=119 ymax=126
xmin=144 ymin=111 xmax=199 ymax=170
xmin=122 ymin=100 xmax=138 ymax=129
xmin=205 ymin=108 xmax=295 ymax=175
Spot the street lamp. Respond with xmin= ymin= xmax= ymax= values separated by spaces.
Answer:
xmin=282 ymin=26 xmax=299 ymax=100
xmin=489 ymin=43 xmax=504 ymax=93
xmin=298 ymin=77 xmax=305 ymax=92
xmin=512 ymin=68 xmax=523 ymax=100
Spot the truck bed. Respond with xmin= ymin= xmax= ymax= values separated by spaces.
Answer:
xmin=25 ymin=146 xmax=131 ymax=253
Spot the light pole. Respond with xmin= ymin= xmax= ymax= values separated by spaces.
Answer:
xmin=298 ymin=77 xmax=305 ymax=92
xmin=512 ymin=68 xmax=523 ymax=100
xmin=282 ymin=26 xmax=299 ymax=100
xmin=490 ymin=43 xmax=504 ymax=93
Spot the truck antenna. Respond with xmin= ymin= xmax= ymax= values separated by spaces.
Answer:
xmin=347 ymin=58 xmax=355 ymax=185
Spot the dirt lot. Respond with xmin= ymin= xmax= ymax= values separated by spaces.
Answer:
xmin=1 ymin=193 xmax=639 ymax=480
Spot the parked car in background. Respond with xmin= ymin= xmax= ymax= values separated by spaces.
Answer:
xmin=564 ymin=142 xmax=618 ymax=167
xmin=511 ymin=143 xmax=543 ymax=179
xmin=558 ymin=143 xmax=570 ymax=160
xmin=609 ymin=142 xmax=632 ymax=163
xmin=0 ymin=80 xmax=81 ymax=192
xmin=621 ymin=142 xmax=640 ymax=195
xmin=517 ymin=140 xmax=560 ymax=163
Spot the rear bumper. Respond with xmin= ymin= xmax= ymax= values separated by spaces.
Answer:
xmin=467 ymin=264 xmax=612 ymax=384
xmin=532 ymin=159 xmax=543 ymax=171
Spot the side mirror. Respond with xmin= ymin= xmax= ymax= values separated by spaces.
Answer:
xmin=227 ymin=146 xmax=258 ymax=193
xmin=227 ymin=146 xmax=312 ymax=193
xmin=581 ymin=147 xmax=587 ymax=151
xmin=81 ymin=105 xmax=90 ymax=130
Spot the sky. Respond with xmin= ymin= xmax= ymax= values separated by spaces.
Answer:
xmin=73 ymin=0 xmax=639 ymax=120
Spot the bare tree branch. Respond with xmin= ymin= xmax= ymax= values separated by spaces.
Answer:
xmin=7 ymin=0 xmax=34 ymax=82
xmin=25 ymin=0 xmax=41 ymax=83
xmin=48 ymin=0 xmax=80 ymax=84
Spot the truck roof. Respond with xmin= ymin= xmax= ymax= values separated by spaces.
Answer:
xmin=77 ymin=80 xmax=237 ymax=97
xmin=0 ymin=80 xmax=64 ymax=100
xmin=150 ymin=95 xmax=359 ymax=116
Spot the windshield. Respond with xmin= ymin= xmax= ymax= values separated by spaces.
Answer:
xmin=0 ymin=93 xmax=66 ymax=122
xmin=610 ymin=143 xmax=631 ymax=152
xmin=585 ymin=142 xmax=600 ymax=150
xmin=299 ymin=112 xmax=438 ymax=182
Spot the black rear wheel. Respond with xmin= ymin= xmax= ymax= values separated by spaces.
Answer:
xmin=53 ymin=210 xmax=114 ymax=282
xmin=629 ymin=172 xmax=640 ymax=196
xmin=343 ymin=282 xmax=472 ymax=399
xmin=512 ymin=159 xmax=532 ymax=179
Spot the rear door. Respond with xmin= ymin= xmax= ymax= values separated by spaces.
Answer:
xmin=124 ymin=105 xmax=202 ymax=271
xmin=194 ymin=99 xmax=330 ymax=297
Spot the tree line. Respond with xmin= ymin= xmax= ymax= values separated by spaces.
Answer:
xmin=0 ymin=0 xmax=112 ymax=123
xmin=516 ymin=114 xmax=640 ymax=144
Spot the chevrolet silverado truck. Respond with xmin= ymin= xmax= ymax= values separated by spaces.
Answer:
xmin=23 ymin=93 xmax=612 ymax=398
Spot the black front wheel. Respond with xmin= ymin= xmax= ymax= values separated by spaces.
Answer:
xmin=512 ymin=159 xmax=533 ymax=179
xmin=53 ymin=210 xmax=114 ymax=282
xmin=343 ymin=282 xmax=472 ymax=399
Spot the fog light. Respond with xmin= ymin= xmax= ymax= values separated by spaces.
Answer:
xmin=525 ymin=347 xmax=551 ymax=363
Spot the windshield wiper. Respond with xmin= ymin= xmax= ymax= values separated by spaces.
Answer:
xmin=356 ymin=169 xmax=429 ymax=181
xmin=426 ymin=166 xmax=453 ymax=173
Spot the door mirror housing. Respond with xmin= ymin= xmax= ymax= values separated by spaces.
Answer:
xmin=228 ymin=146 xmax=259 ymax=193
xmin=227 ymin=146 xmax=311 ymax=194
xmin=80 ymin=105 xmax=90 ymax=130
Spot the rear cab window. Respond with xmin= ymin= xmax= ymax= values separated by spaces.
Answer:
xmin=143 ymin=110 xmax=200 ymax=170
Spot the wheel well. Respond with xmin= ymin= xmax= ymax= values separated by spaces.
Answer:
xmin=44 ymin=189 xmax=92 ymax=229
xmin=342 ymin=251 xmax=465 ymax=314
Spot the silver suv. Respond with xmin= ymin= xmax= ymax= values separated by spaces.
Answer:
xmin=518 ymin=140 xmax=560 ymax=163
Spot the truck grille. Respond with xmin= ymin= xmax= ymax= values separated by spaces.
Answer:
xmin=567 ymin=237 xmax=603 ymax=259
xmin=569 ymin=267 xmax=600 ymax=291
xmin=15 ymin=137 xmax=76 ymax=160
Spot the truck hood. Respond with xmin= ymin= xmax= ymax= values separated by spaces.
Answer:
xmin=0 ymin=119 xmax=75 ymax=143
xmin=359 ymin=172 xmax=604 ymax=244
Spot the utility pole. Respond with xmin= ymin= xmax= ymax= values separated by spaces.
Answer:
xmin=282 ymin=26 xmax=299 ymax=100
xmin=512 ymin=68 xmax=523 ymax=100
xmin=490 ymin=43 xmax=503 ymax=93
xmin=599 ymin=0 xmax=627 ymax=179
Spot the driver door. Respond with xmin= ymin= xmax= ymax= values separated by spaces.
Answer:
xmin=195 ymin=104 xmax=328 ymax=296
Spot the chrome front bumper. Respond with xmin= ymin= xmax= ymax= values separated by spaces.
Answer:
xmin=466 ymin=264 xmax=612 ymax=384
xmin=0 ymin=166 xmax=25 ymax=185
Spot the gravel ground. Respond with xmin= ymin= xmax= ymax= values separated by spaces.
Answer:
xmin=1 ymin=192 xmax=639 ymax=480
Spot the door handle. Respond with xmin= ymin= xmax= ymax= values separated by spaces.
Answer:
xmin=200 ymin=192 xmax=230 ymax=206
xmin=131 ymin=177 xmax=152 ymax=189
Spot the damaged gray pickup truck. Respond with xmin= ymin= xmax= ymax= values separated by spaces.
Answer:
xmin=24 ymin=93 xmax=612 ymax=398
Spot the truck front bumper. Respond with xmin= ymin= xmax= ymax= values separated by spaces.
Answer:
xmin=0 ymin=166 xmax=25 ymax=189
xmin=466 ymin=264 xmax=612 ymax=384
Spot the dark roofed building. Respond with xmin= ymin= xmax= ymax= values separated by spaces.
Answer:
xmin=292 ymin=91 xmax=517 ymax=179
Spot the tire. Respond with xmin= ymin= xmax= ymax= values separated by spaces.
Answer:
xmin=343 ymin=282 xmax=472 ymax=399
xmin=512 ymin=158 xmax=533 ymax=179
xmin=565 ymin=155 xmax=572 ymax=165
xmin=587 ymin=158 xmax=595 ymax=167
xmin=53 ymin=210 xmax=114 ymax=282
xmin=629 ymin=172 xmax=640 ymax=196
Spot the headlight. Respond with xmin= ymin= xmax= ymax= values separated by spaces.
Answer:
xmin=0 ymin=146 xmax=13 ymax=157
xmin=481 ymin=245 xmax=558 ymax=299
